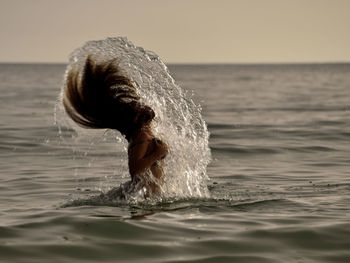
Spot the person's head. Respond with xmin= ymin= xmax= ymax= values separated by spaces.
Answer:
xmin=131 ymin=101 xmax=155 ymax=128
xmin=119 ymin=101 xmax=155 ymax=140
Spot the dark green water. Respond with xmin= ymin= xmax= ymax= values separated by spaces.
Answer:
xmin=0 ymin=63 xmax=350 ymax=262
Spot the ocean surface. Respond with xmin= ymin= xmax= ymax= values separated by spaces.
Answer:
xmin=0 ymin=63 xmax=349 ymax=262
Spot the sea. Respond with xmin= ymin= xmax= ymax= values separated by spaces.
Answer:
xmin=0 ymin=62 xmax=349 ymax=263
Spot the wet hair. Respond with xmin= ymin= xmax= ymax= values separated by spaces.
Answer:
xmin=63 ymin=55 xmax=153 ymax=140
xmin=130 ymin=101 xmax=155 ymax=129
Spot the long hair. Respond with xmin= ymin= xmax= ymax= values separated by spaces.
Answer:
xmin=63 ymin=55 xmax=140 ymax=139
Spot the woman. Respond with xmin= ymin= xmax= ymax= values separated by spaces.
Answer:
xmin=127 ymin=101 xmax=168 ymax=196
xmin=63 ymin=55 xmax=168 ymax=198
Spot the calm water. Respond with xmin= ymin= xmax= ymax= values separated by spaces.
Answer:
xmin=1 ymin=63 xmax=350 ymax=262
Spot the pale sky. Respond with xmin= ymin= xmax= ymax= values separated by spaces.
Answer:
xmin=1 ymin=0 xmax=349 ymax=63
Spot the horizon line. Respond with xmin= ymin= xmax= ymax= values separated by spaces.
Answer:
xmin=1 ymin=61 xmax=350 ymax=66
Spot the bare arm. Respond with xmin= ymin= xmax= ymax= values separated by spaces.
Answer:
xmin=128 ymin=138 xmax=168 ymax=178
xmin=150 ymin=161 xmax=165 ymax=181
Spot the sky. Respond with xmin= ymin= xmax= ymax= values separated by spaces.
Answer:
xmin=1 ymin=0 xmax=350 ymax=64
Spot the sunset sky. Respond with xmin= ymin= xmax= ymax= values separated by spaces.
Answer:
xmin=1 ymin=0 xmax=349 ymax=63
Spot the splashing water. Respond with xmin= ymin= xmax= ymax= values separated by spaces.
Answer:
xmin=57 ymin=37 xmax=211 ymax=200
